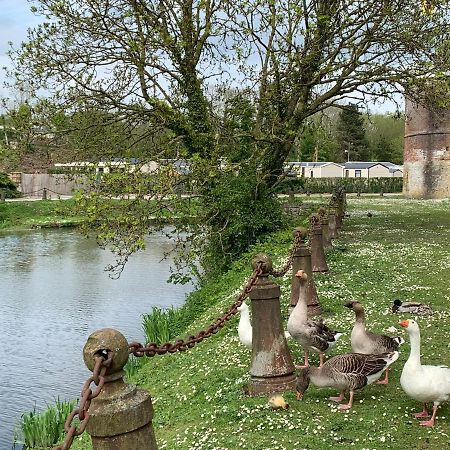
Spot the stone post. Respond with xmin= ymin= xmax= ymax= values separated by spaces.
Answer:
xmin=42 ymin=188 xmax=47 ymax=200
xmin=248 ymin=253 xmax=296 ymax=396
xmin=318 ymin=206 xmax=332 ymax=248
xmin=0 ymin=190 xmax=5 ymax=202
xmin=83 ymin=328 xmax=158 ymax=450
xmin=289 ymin=228 xmax=321 ymax=316
xmin=309 ymin=214 xmax=329 ymax=273
xmin=327 ymin=206 xmax=338 ymax=239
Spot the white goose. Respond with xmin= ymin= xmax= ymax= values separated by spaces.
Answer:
xmin=287 ymin=270 xmax=342 ymax=367
xmin=237 ymin=301 xmax=290 ymax=349
xmin=399 ymin=319 xmax=450 ymax=427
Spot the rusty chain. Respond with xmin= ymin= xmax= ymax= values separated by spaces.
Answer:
xmin=129 ymin=263 xmax=263 ymax=357
xmin=269 ymin=230 xmax=303 ymax=277
xmin=54 ymin=351 xmax=113 ymax=450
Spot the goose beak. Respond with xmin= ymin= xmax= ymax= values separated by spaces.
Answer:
xmin=296 ymin=391 xmax=303 ymax=401
xmin=295 ymin=270 xmax=307 ymax=280
xmin=399 ymin=320 xmax=409 ymax=328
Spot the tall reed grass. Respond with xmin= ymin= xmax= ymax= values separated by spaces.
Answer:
xmin=15 ymin=398 xmax=77 ymax=448
xmin=142 ymin=306 xmax=180 ymax=344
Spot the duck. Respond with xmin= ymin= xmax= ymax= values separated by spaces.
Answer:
xmin=296 ymin=351 xmax=399 ymax=410
xmin=392 ymin=299 xmax=432 ymax=315
xmin=237 ymin=301 xmax=290 ymax=349
xmin=344 ymin=300 xmax=404 ymax=384
xmin=287 ymin=270 xmax=342 ymax=367
xmin=399 ymin=319 xmax=450 ymax=427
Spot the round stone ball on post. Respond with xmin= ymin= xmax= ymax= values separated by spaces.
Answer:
xmin=247 ymin=253 xmax=296 ymax=396
xmin=309 ymin=214 xmax=329 ymax=273
xmin=289 ymin=228 xmax=321 ymax=316
xmin=83 ymin=328 xmax=158 ymax=450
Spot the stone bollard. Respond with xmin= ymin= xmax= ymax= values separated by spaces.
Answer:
xmin=83 ymin=328 xmax=158 ymax=450
xmin=380 ymin=190 xmax=384 ymax=197
xmin=288 ymin=190 xmax=295 ymax=203
xmin=357 ymin=190 xmax=361 ymax=197
xmin=247 ymin=253 xmax=296 ymax=396
xmin=0 ymin=190 xmax=5 ymax=202
xmin=318 ymin=206 xmax=332 ymax=248
xmin=309 ymin=214 xmax=329 ymax=273
xmin=327 ymin=206 xmax=338 ymax=239
xmin=42 ymin=188 xmax=47 ymax=200
xmin=289 ymin=228 xmax=321 ymax=316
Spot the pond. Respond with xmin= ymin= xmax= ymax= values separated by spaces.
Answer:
xmin=0 ymin=229 xmax=194 ymax=449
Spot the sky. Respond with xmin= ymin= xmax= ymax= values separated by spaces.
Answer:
xmin=0 ymin=1 xmax=43 ymax=104
xmin=0 ymin=1 xmax=403 ymax=113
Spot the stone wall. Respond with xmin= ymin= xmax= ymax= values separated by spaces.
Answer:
xmin=404 ymin=99 xmax=450 ymax=199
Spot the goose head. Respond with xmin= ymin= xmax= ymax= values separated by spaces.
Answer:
xmin=294 ymin=270 xmax=308 ymax=281
xmin=399 ymin=318 xmax=419 ymax=333
xmin=295 ymin=368 xmax=311 ymax=400
xmin=237 ymin=302 xmax=249 ymax=313
xmin=344 ymin=300 xmax=364 ymax=313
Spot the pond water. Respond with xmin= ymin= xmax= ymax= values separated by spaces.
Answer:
xmin=0 ymin=229 xmax=194 ymax=449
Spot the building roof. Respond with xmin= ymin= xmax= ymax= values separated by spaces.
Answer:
xmin=285 ymin=161 xmax=343 ymax=168
xmin=343 ymin=161 xmax=401 ymax=170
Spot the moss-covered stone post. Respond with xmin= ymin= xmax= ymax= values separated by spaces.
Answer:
xmin=248 ymin=253 xmax=296 ymax=396
xmin=318 ymin=206 xmax=332 ymax=248
xmin=309 ymin=214 xmax=329 ymax=273
xmin=289 ymin=228 xmax=321 ymax=316
xmin=83 ymin=328 xmax=158 ymax=450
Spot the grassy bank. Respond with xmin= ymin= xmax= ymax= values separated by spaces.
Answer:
xmin=56 ymin=197 xmax=450 ymax=449
xmin=0 ymin=200 xmax=82 ymax=232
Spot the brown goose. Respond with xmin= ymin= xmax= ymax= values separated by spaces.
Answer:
xmin=287 ymin=270 xmax=342 ymax=368
xmin=345 ymin=301 xmax=404 ymax=384
xmin=296 ymin=351 xmax=399 ymax=410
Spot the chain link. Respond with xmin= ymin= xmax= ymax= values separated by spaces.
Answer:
xmin=270 ymin=231 xmax=303 ymax=277
xmin=129 ymin=263 xmax=263 ymax=357
xmin=54 ymin=351 xmax=113 ymax=450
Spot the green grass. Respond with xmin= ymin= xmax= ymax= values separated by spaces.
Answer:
xmin=63 ymin=196 xmax=450 ymax=450
xmin=0 ymin=200 xmax=82 ymax=231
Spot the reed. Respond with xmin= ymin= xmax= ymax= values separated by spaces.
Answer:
xmin=142 ymin=306 xmax=180 ymax=345
xmin=15 ymin=398 xmax=76 ymax=449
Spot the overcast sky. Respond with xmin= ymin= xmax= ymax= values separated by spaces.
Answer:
xmin=1 ymin=1 xmax=403 ymax=113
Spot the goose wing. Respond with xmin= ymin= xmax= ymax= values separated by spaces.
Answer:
xmin=327 ymin=353 xmax=396 ymax=389
xmin=306 ymin=319 xmax=340 ymax=352
xmin=365 ymin=330 xmax=403 ymax=352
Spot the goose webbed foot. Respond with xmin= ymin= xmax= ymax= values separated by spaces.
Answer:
xmin=413 ymin=405 xmax=429 ymax=418
xmin=375 ymin=368 xmax=389 ymax=385
xmin=419 ymin=405 xmax=437 ymax=426
xmin=329 ymin=391 xmax=345 ymax=403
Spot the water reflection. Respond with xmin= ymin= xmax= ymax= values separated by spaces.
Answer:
xmin=0 ymin=229 xmax=194 ymax=449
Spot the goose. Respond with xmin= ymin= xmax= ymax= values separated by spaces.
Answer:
xmin=399 ymin=319 xmax=450 ymax=427
xmin=287 ymin=270 xmax=342 ymax=367
xmin=296 ymin=351 xmax=399 ymax=410
xmin=237 ymin=301 xmax=291 ymax=349
xmin=344 ymin=300 xmax=403 ymax=384
xmin=392 ymin=299 xmax=432 ymax=315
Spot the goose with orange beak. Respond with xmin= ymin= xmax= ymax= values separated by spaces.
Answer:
xmin=399 ymin=319 xmax=450 ymax=427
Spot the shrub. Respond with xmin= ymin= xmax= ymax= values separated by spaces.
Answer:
xmin=275 ymin=176 xmax=403 ymax=194
xmin=0 ymin=172 xmax=21 ymax=198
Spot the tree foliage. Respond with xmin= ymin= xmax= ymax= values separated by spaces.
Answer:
xmin=336 ymin=105 xmax=370 ymax=162
xmin=10 ymin=0 xmax=450 ymax=278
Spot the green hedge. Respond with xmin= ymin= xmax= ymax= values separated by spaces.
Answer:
xmin=275 ymin=176 xmax=403 ymax=194
xmin=0 ymin=172 xmax=21 ymax=198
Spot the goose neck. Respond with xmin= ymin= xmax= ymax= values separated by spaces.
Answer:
xmin=407 ymin=329 xmax=421 ymax=365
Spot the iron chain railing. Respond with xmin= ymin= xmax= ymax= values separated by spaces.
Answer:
xmin=269 ymin=230 xmax=303 ymax=278
xmin=55 ymin=226 xmax=309 ymax=447
xmin=129 ymin=262 xmax=263 ymax=357
xmin=54 ymin=351 xmax=112 ymax=450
